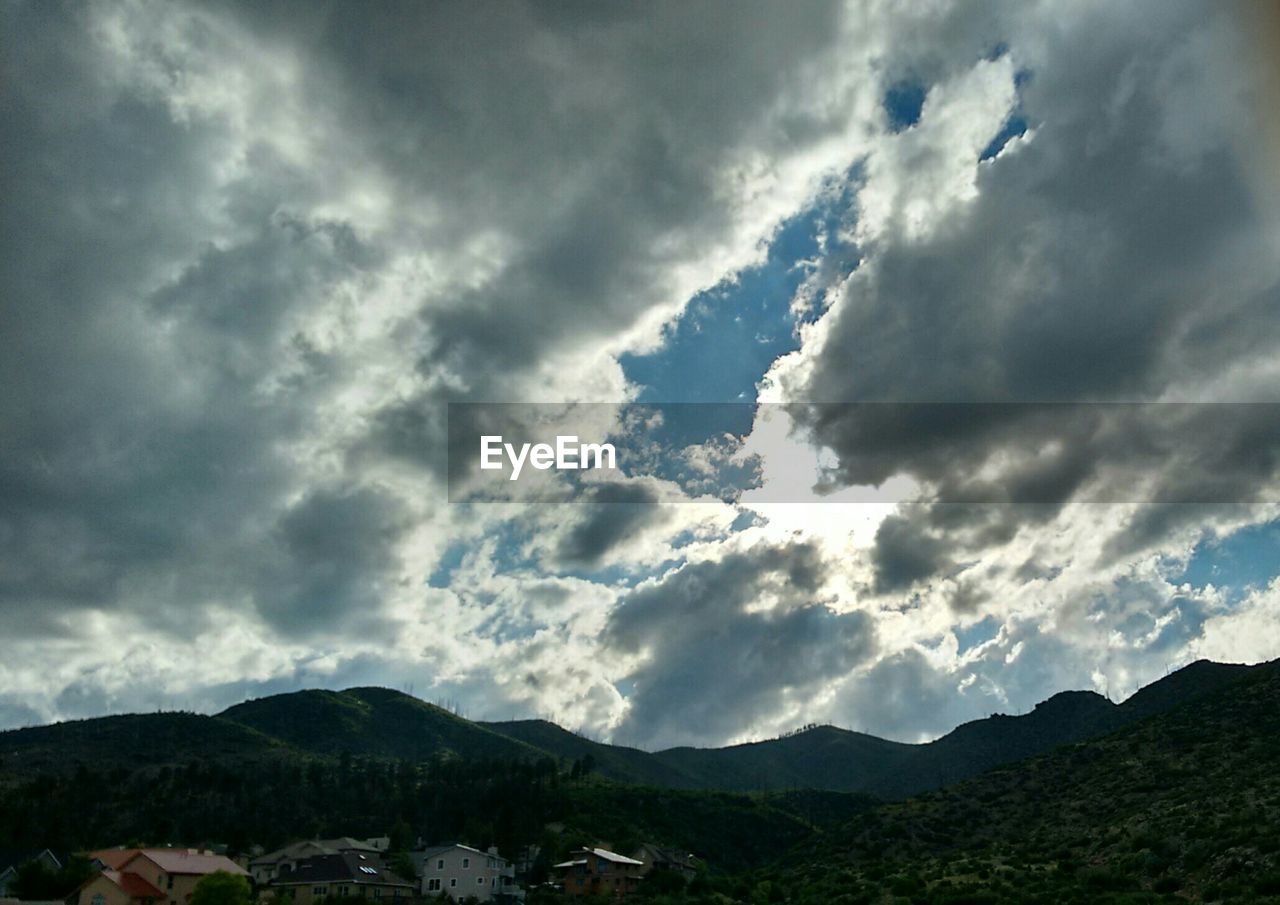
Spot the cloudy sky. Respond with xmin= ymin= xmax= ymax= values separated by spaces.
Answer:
xmin=4 ymin=0 xmax=1280 ymax=748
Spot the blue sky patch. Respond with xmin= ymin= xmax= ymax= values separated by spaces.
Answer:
xmin=883 ymin=80 xmax=927 ymax=132
xmin=1177 ymin=518 xmax=1280 ymax=596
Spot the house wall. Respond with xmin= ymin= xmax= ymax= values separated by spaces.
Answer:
xmin=77 ymin=875 xmax=136 ymax=905
xmin=119 ymin=860 xmax=200 ymax=905
xmin=560 ymin=854 xmax=642 ymax=898
xmin=272 ymin=881 xmax=409 ymax=905
xmin=417 ymin=848 xmax=514 ymax=902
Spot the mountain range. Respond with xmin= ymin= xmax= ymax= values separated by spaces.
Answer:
xmin=0 ymin=659 xmax=1257 ymax=800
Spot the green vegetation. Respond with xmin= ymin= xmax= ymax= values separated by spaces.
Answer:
xmin=2 ymin=659 xmax=1277 ymax=904
xmin=6 ymin=854 xmax=95 ymax=900
xmin=0 ymin=750 xmax=872 ymax=875
xmin=770 ymin=660 xmax=1280 ymax=904
xmin=0 ymin=661 xmax=1255 ymax=800
xmin=190 ymin=871 xmax=253 ymax=905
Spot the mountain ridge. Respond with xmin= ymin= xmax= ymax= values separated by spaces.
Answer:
xmin=0 ymin=658 xmax=1263 ymax=801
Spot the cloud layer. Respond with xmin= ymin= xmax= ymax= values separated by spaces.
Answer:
xmin=2 ymin=0 xmax=1279 ymax=747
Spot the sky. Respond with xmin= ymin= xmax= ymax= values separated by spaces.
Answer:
xmin=3 ymin=0 xmax=1280 ymax=748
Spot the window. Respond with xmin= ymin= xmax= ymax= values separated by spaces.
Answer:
xmin=427 ymin=879 xmax=441 ymax=892
xmin=436 ymin=860 xmax=444 ymax=871
xmin=462 ymin=858 xmax=469 ymax=869
xmin=373 ymin=890 xmax=382 ymax=899
xmin=449 ymin=879 xmax=457 ymax=888
xmin=312 ymin=888 xmax=326 ymax=896
xmin=93 ymin=895 xmax=106 ymax=905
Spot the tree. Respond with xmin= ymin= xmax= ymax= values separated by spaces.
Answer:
xmin=189 ymin=871 xmax=252 ymax=905
xmin=12 ymin=856 xmax=95 ymax=900
xmin=389 ymin=817 xmax=415 ymax=853
xmin=388 ymin=851 xmax=418 ymax=884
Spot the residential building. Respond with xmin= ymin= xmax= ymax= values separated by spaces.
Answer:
xmin=80 ymin=849 xmax=249 ymax=905
xmin=553 ymin=848 xmax=645 ymax=898
xmin=250 ymin=840 xmax=383 ymax=886
xmin=76 ymin=870 xmax=167 ymax=905
xmin=414 ymin=844 xmax=519 ymax=903
xmin=628 ymin=845 xmax=696 ymax=881
xmin=267 ymin=853 xmax=413 ymax=905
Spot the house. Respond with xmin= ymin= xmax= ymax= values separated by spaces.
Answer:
xmin=76 ymin=870 xmax=168 ymax=905
xmin=0 ymin=850 xmax=63 ymax=897
xmin=267 ymin=853 xmax=413 ymax=905
xmin=79 ymin=849 xmax=249 ymax=905
xmin=553 ymin=848 xmax=645 ymax=898
xmin=250 ymin=840 xmax=384 ymax=886
xmin=413 ymin=844 xmax=520 ymax=903
xmin=628 ymin=845 xmax=696 ymax=881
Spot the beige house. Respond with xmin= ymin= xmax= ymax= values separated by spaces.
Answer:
xmin=81 ymin=849 xmax=249 ymax=905
xmin=414 ymin=844 xmax=519 ymax=903
xmin=77 ymin=870 xmax=167 ymax=905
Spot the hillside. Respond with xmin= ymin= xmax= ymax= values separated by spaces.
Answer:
xmin=477 ymin=718 xmax=701 ymax=788
xmin=0 ymin=660 xmax=1260 ymax=804
xmin=221 ymin=687 xmax=541 ymax=762
xmin=623 ymin=660 xmax=1254 ymax=798
xmin=774 ymin=658 xmax=1280 ymax=904
xmin=2 ymin=658 xmax=1276 ymax=899
xmin=0 ymin=711 xmax=284 ymax=781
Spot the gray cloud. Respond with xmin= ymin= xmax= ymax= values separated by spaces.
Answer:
xmin=549 ymin=485 xmax=675 ymax=569
xmin=776 ymin=0 xmax=1280 ymax=592
xmin=606 ymin=542 xmax=877 ymax=748
xmin=0 ymin=0 xmax=896 ymax=728
xmin=2 ymin=0 xmax=1278 ymax=743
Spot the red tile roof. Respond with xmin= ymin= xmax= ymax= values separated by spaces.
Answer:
xmin=91 ymin=849 xmax=142 ymax=870
xmin=123 ymin=849 xmax=249 ymax=877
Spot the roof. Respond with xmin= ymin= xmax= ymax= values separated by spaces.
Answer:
xmin=551 ymin=859 xmax=587 ymax=869
xmin=90 ymin=850 xmax=141 ymax=871
xmin=103 ymin=871 xmax=167 ymax=900
xmin=0 ymin=850 xmax=62 ymax=872
xmin=415 ymin=843 xmax=509 ymax=865
xmin=269 ymin=854 xmax=412 ymax=888
xmin=250 ymin=839 xmax=379 ymax=868
xmin=584 ymin=849 xmax=644 ymax=866
xmin=635 ymin=844 xmax=695 ymax=865
xmin=125 ymin=850 xmax=249 ymax=877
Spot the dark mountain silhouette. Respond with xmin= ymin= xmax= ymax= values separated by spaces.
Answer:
xmin=220 ymin=686 xmax=543 ymax=762
xmin=777 ymin=657 xmax=1280 ymax=903
xmin=0 ymin=659 xmax=1261 ymax=801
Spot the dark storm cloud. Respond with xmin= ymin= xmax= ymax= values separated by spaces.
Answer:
xmin=780 ymin=1 xmax=1280 ymax=589
xmin=550 ymin=484 xmax=674 ymax=568
xmin=255 ymin=485 xmax=414 ymax=635
xmin=606 ymin=542 xmax=877 ymax=748
xmin=226 ymin=0 xmax=853 ymax=401
xmin=871 ymin=513 xmax=952 ymax=593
